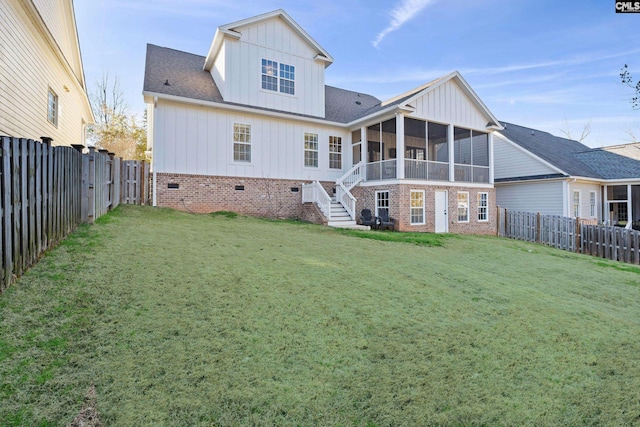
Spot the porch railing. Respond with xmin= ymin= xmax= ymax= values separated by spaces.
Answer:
xmin=405 ymin=159 xmax=449 ymax=181
xmin=336 ymin=181 xmax=356 ymax=220
xmin=454 ymin=164 xmax=489 ymax=183
xmin=366 ymin=159 xmax=396 ymax=181
xmin=302 ymin=181 xmax=332 ymax=219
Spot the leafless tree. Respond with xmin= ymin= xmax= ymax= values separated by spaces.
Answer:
xmin=621 ymin=64 xmax=640 ymax=110
xmin=560 ymin=118 xmax=591 ymax=142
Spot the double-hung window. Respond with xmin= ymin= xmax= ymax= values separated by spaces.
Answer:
xmin=261 ymin=59 xmax=295 ymax=95
xmin=478 ymin=192 xmax=488 ymax=222
xmin=457 ymin=192 xmax=469 ymax=222
xmin=410 ymin=190 xmax=425 ymax=225
xmin=304 ymin=133 xmax=318 ymax=167
xmin=376 ymin=191 xmax=390 ymax=219
xmin=329 ymin=136 xmax=342 ymax=169
xmin=47 ymin=88 xmax=58 ymax=126
xmin=233 ymin=123 xmax=251 ymax=162
xmin=573 ymin=191 xmax=581 ymax=218
xmin=590 ymin=191 xmax=597 ymax=217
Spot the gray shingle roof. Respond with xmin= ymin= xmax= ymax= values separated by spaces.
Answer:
xmin=144 ymin=44 xmax=384 ymax=124
xmin=144 ymin=44 xmax=222 ymax=102
xmin=498 ymin=122 xmax=640 ymax=180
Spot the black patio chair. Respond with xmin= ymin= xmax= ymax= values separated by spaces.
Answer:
xmin=378 ymin=210 xmax=395 ymax=231
xmin=360 ymin=209 xmax=377 ymax=228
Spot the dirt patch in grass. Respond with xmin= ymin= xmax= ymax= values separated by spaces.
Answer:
xmin=1 ymin=206 xmax=640 ymax=426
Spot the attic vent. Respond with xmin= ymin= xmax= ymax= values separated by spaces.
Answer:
xmin=531 ymin=131 xmax=535 ymax=136
xmin=164 ymin=79 xmax=170 ymax=86
xmin=355 ymin=101 xmax=362 ymax=105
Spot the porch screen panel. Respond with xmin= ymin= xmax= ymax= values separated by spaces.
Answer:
xmin=472 ymin=132 xmax=489 ymax=166
xmin=405 ymin=118 xmax=426 ymax=160
xmin=382 ymin=119 xmax=397 ymax=159
xmin=454 ymin=127 xmax=472 ymax=164
xmin=367 ymin=123 xmax=381 ymax=162
xmin=428 ymin=122 xmax=448 ymax=162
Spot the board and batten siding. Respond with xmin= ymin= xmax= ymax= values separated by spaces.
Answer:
xmin=496 ymin=180 xmax=565 ymax=216
xmin=0 ymin=0 xmax=91 ymax=145
xmin=153 ymin=100 xmax=347 ymax=181
xmin=213 ymin=17 xmax=325 ymax=117
xmin=408 ymin=80 xmax=489 ymax=131
xmin=493 ymin=133 xmax=559 ymax=180
xmin=569 ymin=181 xmax=601 ymax=220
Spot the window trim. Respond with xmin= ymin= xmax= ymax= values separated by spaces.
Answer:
xmin=573 ymin=190 xmax=581 ymax=218
xmin=329 ymin=136 xmax=342 ymax=169
xmin=375 ymin=190 xmax=390 ymax=218
xmin=47 ymin=88 xmax=58 ymax=127
xmin=410 ymin=190 xmax=425 ymax=225
xmin=261 ymin=58 xmax=295 ymax=95
xmin=233 ymin=123 xmax=251 ymax=163
xmin=478 ymin=192 xmax=488 ymax=222
xmin=457 ymin=191 xmax=469 ymax=223
xmin=590 ymin=191 xmax=597 ymax=217
xmin=304 ymin=132 xmax=318 ymax=168
xmin=261 ymin=59 xmax=278 ymax=92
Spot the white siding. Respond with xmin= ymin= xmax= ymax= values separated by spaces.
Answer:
xmin=493 ymin=133 xmax=558 ymax=180
xmin=212 ymin=42 xmax=226 ymax=99
xmin=153 ymin=100 xmax=347 ymax=181
xmin=218 ymin=17 xmax=325 ymax=117
xmin=569 ymin=181 xmax=601 ymax=220
xmin=496 ymin=180 xmax=565 ymax=215
xmin=0 ymin=0 xmax=91 ymax=145
xmin=409 ymin=80 xmax=488 ymax=130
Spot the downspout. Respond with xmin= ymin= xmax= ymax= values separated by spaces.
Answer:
xmin=152 ymin=97 xmax=158 ymax=207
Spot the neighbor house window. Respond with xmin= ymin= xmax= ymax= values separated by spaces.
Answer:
xmin=279 ymin=63 xmax=295 ymax=95
xmin=457 ymin=192 xmax=469 ymax=222
xmin=329 ymin=136 xmax=342 ymax=169
xmin=47 ymin=88 xmax=58 ymax=126
xmin=261 ymin=59 xmax=295 ymax=94
xmin=410 ymin=190 xmax=425 ymax=225
xmin=573 ymin=191 xmax=581 ymax=217
xmin=261 ymin=59 xmax=278 ymax=91
xmin=233 ymin=123 xmax=251 ymax=162
xmin=590 ymin=191 xmax=597 ymax=217
xmin=304 ymin=133 xmax=318 ymax=167
xmin=376 ymin=190 xmax=389 ymax=218
xmin=478 ymin=192 xmax=488 ymax=222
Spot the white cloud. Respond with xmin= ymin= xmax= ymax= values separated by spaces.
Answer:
xmin=372 ymin=0 xmax=437 ymax=48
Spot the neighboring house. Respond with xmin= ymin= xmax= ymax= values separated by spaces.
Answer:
xmin=143 ymin=9 xmax=501 ymax=233
xmin=601 ymin=142 xmax=640 ymax=161
xmin=494 ymin=123 xmax=640 ymax=228
xmin=0 ymin=0 xmax=93 ymax=145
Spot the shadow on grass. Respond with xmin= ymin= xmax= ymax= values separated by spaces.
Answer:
xmin=334 ymin=228 xmax=457 ymax=247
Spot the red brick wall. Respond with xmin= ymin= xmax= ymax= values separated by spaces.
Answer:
xmin=355 ymin=184 xmax=496 ymax=235
xmin=155 ymin=173 xmax=333 ymax=219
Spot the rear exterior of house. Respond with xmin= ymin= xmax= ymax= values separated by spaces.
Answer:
xmin=494 ymin=123 xmax=640 ymax=229
xmin=143 ymin=9 xmax=500 ymax=234
xmin=0 ymin=0 xmax=93 ymax=146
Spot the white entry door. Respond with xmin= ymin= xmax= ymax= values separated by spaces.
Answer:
xmin=435 ymin=190 xmax=448 ymax=233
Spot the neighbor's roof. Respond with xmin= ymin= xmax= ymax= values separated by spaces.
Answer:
xmin=498 ymin=122 xmax=640 ymax=180
xmin=144 ymin=44 xmax=383 ymax=124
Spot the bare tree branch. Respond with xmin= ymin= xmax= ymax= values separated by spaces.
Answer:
xmin=620 ymin=64 xmax=640 ymax=110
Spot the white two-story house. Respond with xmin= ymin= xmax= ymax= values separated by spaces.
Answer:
xmin=143 ymin=9 xmax=501 ymax=234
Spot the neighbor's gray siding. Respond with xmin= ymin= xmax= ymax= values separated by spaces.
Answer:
xmin=493 ymin=133 xmax=558 ymax=180
xmin=496 ymin=180 xmax=564 ymax=216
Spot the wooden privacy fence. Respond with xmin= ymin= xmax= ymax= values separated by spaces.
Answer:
xmin=497 ymin=207 xmax=640 ymax=265
xmin=0 ymin=136 xmax=150 ymax=293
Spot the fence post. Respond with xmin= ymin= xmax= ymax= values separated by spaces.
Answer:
xmin=504 ymin=208 xmax=509 ymax=238
xmin=87 ymin=147 xmax=96 ymax=224
xmin=575 ymin=218 xmax=581 ymax=253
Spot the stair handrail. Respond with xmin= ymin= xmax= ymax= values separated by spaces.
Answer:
xmin=337 ymin=161 xmax=364 ymax=190
xmin=301 ymin=181 xmax=332 ymax=220
xmin=336 ymin=181 xmax=356 ymax=220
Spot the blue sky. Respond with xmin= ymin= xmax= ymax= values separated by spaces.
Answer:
xmin=75 ymin=0 xmax=639 ymax=147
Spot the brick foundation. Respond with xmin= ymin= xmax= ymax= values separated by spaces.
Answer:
xmin=353 ymin=184 xmax=496 ymax=235
xmin=155 ymin=173 xmax=334 ymax=220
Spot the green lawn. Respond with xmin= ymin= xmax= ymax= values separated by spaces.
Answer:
xmin=1 ymin=205 xmax=640 ymax=426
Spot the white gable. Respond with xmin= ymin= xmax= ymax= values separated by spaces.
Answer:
xmin=409 ymin=79 xmax=492 ymax=130
xmin=493 ymin=133 xmax=561 ymax=179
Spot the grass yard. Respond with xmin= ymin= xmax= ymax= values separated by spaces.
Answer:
xmin=1 ymin=205 xmax=640 ymax=426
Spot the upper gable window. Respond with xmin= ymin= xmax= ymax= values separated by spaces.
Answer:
xmin=261 ymin=59 xmax=295 ymax=95
xmin=261 ymin=59 xmax=278 ymax=91
xmin=279 ymin=63 xmax=295 ymax=95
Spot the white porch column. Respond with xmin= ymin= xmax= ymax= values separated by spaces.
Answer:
xmin=488 ymin=132 xmax=495 ymax=184
xmin=628 ymin=184 xmax=633 ymax=228
xmin=396 ymin=112 xmax=405 ymax=180
xmin=603 ymin=185 xmax=609 ymax=225
xmin=361 ymin=126 xmax=367 ymax=180
xmin=448 ymin=124 xmax=455 ymax=182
